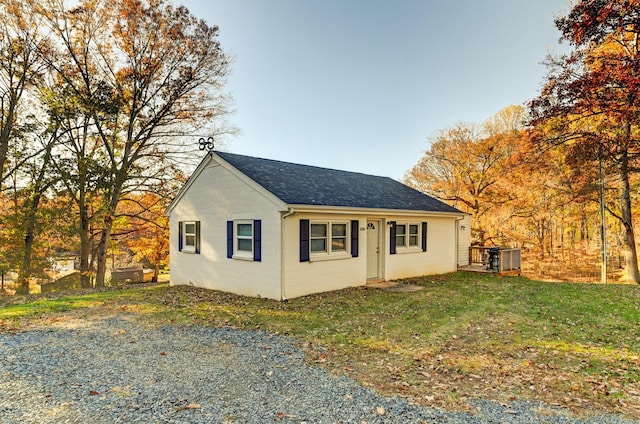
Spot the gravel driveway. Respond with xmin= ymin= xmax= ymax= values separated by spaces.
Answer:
xmin=0 ymin=315 xmax=635 ymax=423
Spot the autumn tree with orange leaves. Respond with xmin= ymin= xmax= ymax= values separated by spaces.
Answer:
xmin=0 ymin=0 xmax=49 ymax=186
xmin=116 ymin=193 xmax=170 ymax=282
xmin=406 ymin=106 xmax=525 ymax=245
xmin=529 ymin=0 xmax=640 ymax=283
xmin=406 ymin=105 xmax=606 ymax=270
xmin=36 ymin=0 xmax=232 ymax=286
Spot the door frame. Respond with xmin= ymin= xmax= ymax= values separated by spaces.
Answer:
xmin=366 ymin=219 xmax=383 ymax=281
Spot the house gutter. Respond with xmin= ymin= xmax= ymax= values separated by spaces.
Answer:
xmin=285 ymin=204 xmax=465 ymax=218
xmin=280 ymin=207 xmax=297 ymax=301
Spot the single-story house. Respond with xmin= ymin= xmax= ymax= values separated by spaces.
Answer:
xmin=165 ymin=151 xmax=470 ymax=300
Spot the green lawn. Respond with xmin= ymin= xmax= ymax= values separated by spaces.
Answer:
xmin=1 ymin=273 xmax=639 ymax=418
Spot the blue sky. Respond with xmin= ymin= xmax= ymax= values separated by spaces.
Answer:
xmin=181 ymin=0 xmax=570 ymax=179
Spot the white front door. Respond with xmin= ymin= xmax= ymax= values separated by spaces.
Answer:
xmin=366 ymin=220 xmax=380 ymax=280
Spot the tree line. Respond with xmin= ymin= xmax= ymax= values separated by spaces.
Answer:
xmin=0 ymin=0 xmax=231 ymax=292
xmin=407 ymin=1 xmax=640 ymax=284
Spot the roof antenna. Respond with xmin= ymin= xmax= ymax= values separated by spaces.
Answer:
xmin=198 ymin=136 xmax=214 ymax=152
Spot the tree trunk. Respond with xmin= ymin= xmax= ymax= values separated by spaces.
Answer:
xmin=16 ymin=140 xmax=51 ymax=294
xmin=17 ymin=198 xmax=39 ymax=295
xmin=17 ymin=235 xmax=34 ymax=294
xmin=95 ymin=172 xmax=125 ymax=287
xmin=94 ymin=219 xmax=113 ymax=288
xmin=618 ymin=149 xmax=640 ymax=283
xmin=79 ymin=211 xmax=92 ymax=288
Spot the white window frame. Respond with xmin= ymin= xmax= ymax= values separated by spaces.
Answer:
xmin=310 ymin=220 xmax=350 ymax=260
xmin=182 ymin=221 xmax=197 ymax=253
xmin=234 ymin=220 xmax=254 ymax=260
xmin=395 ymin=222 xmax=421 ymax=251
xmin=310 ymin=222 xmax=328 ymax=254
xmin=330 ymin=222 xmax=348 ymax=253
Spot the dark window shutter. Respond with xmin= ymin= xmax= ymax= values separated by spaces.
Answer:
xmin=253 ymin=219 xmax=262 ymax=262
xmin=350 ymin=220 xmax=359 ymax=257
xmin=226 ymin=221 xmax=233 ymax=259
xmin=300 ymin=219 xmax=310 ymax=262
xmin=195 ymin=221 xmax=201 ymax=254
xmin=178 ymin=221 xmax=183 ymax=251
xmin=389 ymin=221 xmax=397 ymax=255
xmin=421 ymin=222 xmax=428 ymax=252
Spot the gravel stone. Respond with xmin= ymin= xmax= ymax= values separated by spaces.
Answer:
xmin=0 ymin=316 xmax=635 ymax=423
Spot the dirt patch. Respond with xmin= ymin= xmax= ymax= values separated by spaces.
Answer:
xmin=367 ymin=281 xmax=424 ymax=292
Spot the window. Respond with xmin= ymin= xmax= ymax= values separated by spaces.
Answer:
xmin=395 ymin=224 xmax=406 ymax=247
xmin=390 ymin=221 xmax=426 ymax=254
xmin=395 ymin=222 xmax=420 ymax=249
xmin=331 ymin=223 xmax=347 ymax=252
xmin=179 ymin=221 xmax=200 ymax=253
xmin=307 ymin=221 xmax=350 ymax=257
xmin=227 ymin=219 xmax=261 ymax=261
xmin=310 ymin=223 xmax=327 ymax=253
xmin=310 ymin=222 xmax=348 ymax=253
xmin=236 ymin=222 xmax=253 ymax=254
xmin=409 ymin=224 xmax=419 ymax=247
xmin=300 ymin=219 xmax=359 ymax=262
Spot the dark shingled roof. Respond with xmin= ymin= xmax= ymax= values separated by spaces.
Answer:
xmin=215 ymin=151 xmax=461 ymax=214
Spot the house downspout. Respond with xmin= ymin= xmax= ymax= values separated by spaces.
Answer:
xmin=281 ymin=208 xmax=296 ymax=301
xmin=455 ymin=215 xmax=465 ymax=269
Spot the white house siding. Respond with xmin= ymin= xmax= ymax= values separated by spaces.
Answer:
xmin=384 ymin=216 xmax=458 ymax=280
xmin=457 ymin=214 xmax=472 ymax=267
xmin=169 ymin=161 xmax=283 ymax=300
xmin=282 ymin=214 xmax=367 ymax=299
xmin=280 ymin=213 xmax=460 ymax=299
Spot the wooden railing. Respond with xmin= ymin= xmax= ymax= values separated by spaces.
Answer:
xmin=468 ymin=246 xmax=521 ymax=273
xmin=469 ymin=246 xmax=492 ymax=266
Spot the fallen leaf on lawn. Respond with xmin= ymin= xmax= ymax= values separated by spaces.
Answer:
xmin=88 ymin=390 xmax=99 ymax=395
xmin=118 ymin=329 xmax=126 ymax=335
xmin=376 ymin=406 xmax=385 ymax=415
